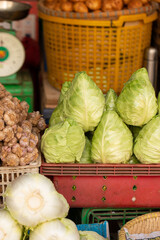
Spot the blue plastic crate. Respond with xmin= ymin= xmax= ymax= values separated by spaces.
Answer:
xmin=77 ymin=221 xmax=109 ymax=239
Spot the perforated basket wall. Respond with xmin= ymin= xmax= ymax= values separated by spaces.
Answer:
xmin=39 ymin=2 xmax=158 ymax=93
xmin=0 ymin=155 xmax=41 ymax=208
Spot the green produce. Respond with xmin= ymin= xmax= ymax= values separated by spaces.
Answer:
xmin=105 ymin=88 xmax=117 ymax=111
xmin=63 ymin=72 xmax=105 ymax=132
xmin=79 ymin=136 xmax=93 ymax=164
xmin=126 ymin=154 xmax=141 ymax=164
xmin=116 ymin=68 xmax=158 ymax=126
xmin=49 ymin=81 xmax=71 ymax=127
xmin=134 ymin=115 xmax=160 ymax=164
xmin=58 ymin=81 xmax=71 ymax=104
xmin=5 ymin=173 xmax=69 ymax=228
xmin=129 ymin=125 xmax=142 ymax=142
xmin=49 ymin=101 xmax=65 ymax=127
xmin=41 ymin=118 xmax=85 ymax=163
xmin=0 ymin=209 xmax=23 ymax=240
xmin=79 ymin=231 xmax=106 ymax=240
xmin=29 ymin=218 xmax=80 ymax=240
xmin=91 ymin=111 xmax=133 ymax=164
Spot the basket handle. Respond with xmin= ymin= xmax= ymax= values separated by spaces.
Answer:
xmin=112 ymin=11 xmax=158 ymax=27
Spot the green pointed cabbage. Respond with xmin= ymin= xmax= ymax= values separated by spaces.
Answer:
xmin=29 ymin=218 xmax=80 ymax=240
xmin=105 ymin=88 xmax=117 ymax=111
xmin=79 ymin=136 xmax=93 ymax=164
xmin=58 ymin=81 xmax=71 ymax=104
xmin=41 ymin=118 xmax=85 ymax=163
xmin=49 ymin=101 xmax=65 ymax=127
xmin=134 ymin=115 xmax=160 ymax=164
xmin=49 ymin=81 xmax=72 ymax=127
xmin=91 ymin=111 xmax=133 ymax=163
xmin=63 ymin=72 xmax=105 ymax=132
xmin=79 ymin=231 xmax=106 ymax=240
xmin=0 ymin=209 xmax=23 ymax=240
xmin=5 ymin=173 xmax=69 ymax=228
xmin=116 ymin=68 xmax=158 ymax=126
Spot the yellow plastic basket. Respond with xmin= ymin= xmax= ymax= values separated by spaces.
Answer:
xmin=153 ymin=3 xmax=160 ymax=57
xmin=119 ymin=212 xmax=160 ymax=240
xmin=39 ymin=3 xmax=158 ymax=94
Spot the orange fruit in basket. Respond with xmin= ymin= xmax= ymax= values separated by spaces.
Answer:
xmin=101 ymin=0 xmax=113 ymax=11
xmin=73 ymin=2 xmax=89 ymax=12
xmin=61 ymin=1 xmax=73 ymax=11
xmin=123 ymin=0 xmax=130 ymax=4
xmin=70 ymin=0 xmax=86 ymax=2
xmin=112 ymin=0 xmax=123 ymax=10
xmin=128 ymin=0 xmax=143 ymax=9
xmin=86 ymin=0 xmax=101 ymax=11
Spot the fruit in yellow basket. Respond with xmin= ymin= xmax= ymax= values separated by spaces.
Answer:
xmin=128 ymin=0 xmax=143 ymax=9
xmin=102 ymin=0 xmax=113 ymax=11
xmin=73 ymin=2 xmax=89 ymax=12
xmin=70 ymin=0 xmax=86 ymax=2
xmin=141 ymin=0 xmax=150 ymax=4
xmin=123 ymin=0 xmax=130 ymax=4
xmin=44 ymin=0 xmax=57 ymax=8
xmin=61 ymin=1 xmax=73 ymax=11
xmin=112 ymin=0 xmax=123 ymax=10
xmin=86 ymin=0 xmax=101 ymax=11
xmin=54 ymin=1 xmax=61 ymax=10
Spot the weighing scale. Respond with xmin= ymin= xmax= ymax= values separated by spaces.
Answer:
xmin=0 ymin=1 xmax=31 ymax=84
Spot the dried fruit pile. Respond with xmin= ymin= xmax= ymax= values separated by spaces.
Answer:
xmin=0 ymin=83 xmax=46 ymax=167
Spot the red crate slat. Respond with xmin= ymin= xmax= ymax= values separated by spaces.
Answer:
xmin=53 ymin=176 xmax=160 ymax=208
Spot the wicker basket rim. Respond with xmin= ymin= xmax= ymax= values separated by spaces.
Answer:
xmin=38 ymin=0 xmax=158 ymax=20
xmin=119 ymin=212 xmax=160 ymax=240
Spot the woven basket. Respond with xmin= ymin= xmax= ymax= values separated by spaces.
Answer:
xmin=0 ymin=154 xmax=41 ymax=208
xmin=119 ymin=212 xmax=160 ymax=240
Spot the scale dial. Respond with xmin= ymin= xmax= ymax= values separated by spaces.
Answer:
xmin=0 ymin=32 xmax=25 ymax=77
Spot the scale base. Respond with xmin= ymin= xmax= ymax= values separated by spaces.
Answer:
xmin=0 ymin=72 xmax=22 ymax=85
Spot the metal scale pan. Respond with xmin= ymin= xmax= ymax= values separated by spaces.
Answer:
xmin=0 ymin=1 xmax=31 ymax=21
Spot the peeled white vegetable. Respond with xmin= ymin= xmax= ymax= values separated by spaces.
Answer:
xmin=29 ymin=218 xmax=80 ymax=240
xmin=5 ymin=173 xmax=69 ymax=228
xmin=0 ymin=209 xmax=23 ymax=240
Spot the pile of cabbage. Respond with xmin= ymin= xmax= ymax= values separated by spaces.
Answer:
xmin=2 ymin=173 xmax=106 ymax=240
xmin=41 ymin=68 xmax=160 ymax=164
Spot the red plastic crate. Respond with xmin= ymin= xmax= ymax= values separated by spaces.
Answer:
xmin=40 ymin=160 xmax=160 ymax=208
